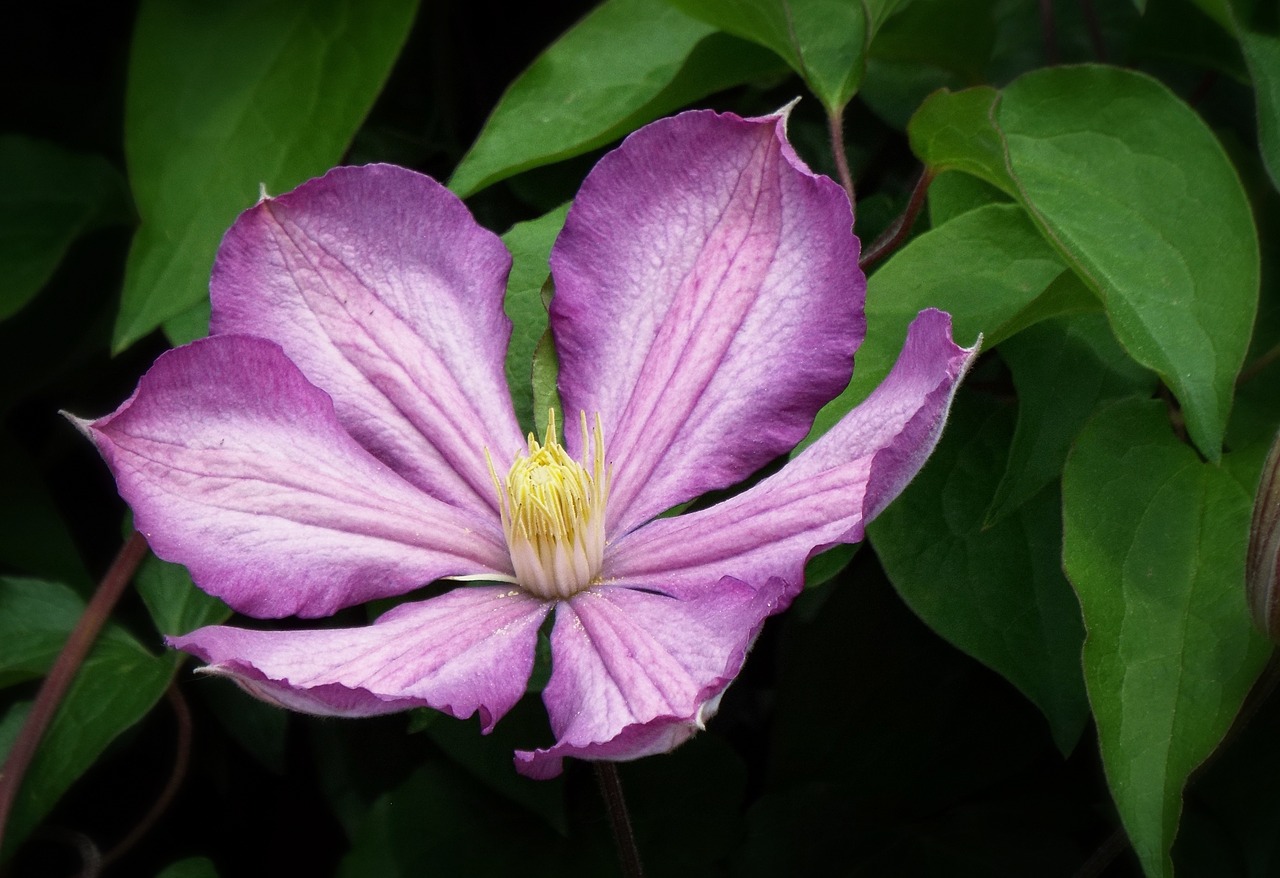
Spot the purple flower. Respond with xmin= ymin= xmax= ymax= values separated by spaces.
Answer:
xmin=78 ymin=109 xmax=976 ymax=778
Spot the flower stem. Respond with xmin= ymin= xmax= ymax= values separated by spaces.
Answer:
xmin=594 ymin=762 xmax=644 ymax=878
xmin=859 ymin=167 xmax=934 ymax=271
xmin=102 ymin=683 xmax=193 ymax=866
xmin=0 ymin=530 xmax=150 ymax=851
xmin=827 ymin=105 xmax=856 ymax=211
xmin=1040 ymin=0 xmax=1059 ymax=65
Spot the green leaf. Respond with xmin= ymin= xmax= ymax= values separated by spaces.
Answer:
xmin=984 ymin=267 xmax=1101 ymax=344
xmin=1187 ymin=0 xmax=1234 ymax=30
xmin=666 ymin=0 xmax=877 ymax=112
xmin=134 ymin=553 xmax=230 ymax=637
xmin=869 ymin=393 xmax=1090 ymax=753
xmin=450 ymin=0 xmax=782 ymax=197
xmin=925 ymin=170 xmax=1010 ymax=228
xmin=0 ymin=578 xmax=88 ymax=688
xmin=501 ymin=204 xmax=568 ymax=433
xmin=0 ymin=136 xmax=130 ymax=321
xmin=802 ymin=203 xmax=1065 ymax=449
xmin=162 ymin=298 xmax=213 ymax=348
xmin=868 ymin=0 xmax=996 ymax=79
xmin=910 ymin=66 xmax=1260 ymax=461
xmin=1240 ymin=29 xmax=1280 ymax=190
xmin=114 ymin=0 xmax=418 ymax=352
xmin=1062 ymin=399 xmax=1271 ymax=878
xmin=0 ymin=597 xmax=174 ymax=855
xmin=858 ymin=0 xmax=998 ymax=128
xmin=907 ymin=85 xmax=1016 ymax=192
xmin=804 ymin=543 xmax=858 ymax=590
xmin=989 ymin=314 xmax=1156 ymax=523
xmin=531 ymin=304 xmax=562 ymax=441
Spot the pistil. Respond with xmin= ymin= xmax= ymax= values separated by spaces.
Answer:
xmin=490 ymin=412 xmax=608 ymax=600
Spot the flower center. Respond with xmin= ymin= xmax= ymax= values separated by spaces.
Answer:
xmin=489 ymin=411 xmax=609 ymax=600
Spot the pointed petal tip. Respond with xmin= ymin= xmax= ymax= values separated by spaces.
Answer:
xmin=551 ymin=105 xmax=860 ymax=530
xmin=753 ymin=97 xmax=802 ymax=124
xmin=169 ymin=590 xmax=548 ymax=727
xmin=512 ymin=708 xmax=713 ymax=780
xmin=512 ymin=578 xmax=781 ymax=779
xmin=60 ymin=409 xmax=95 ymax=439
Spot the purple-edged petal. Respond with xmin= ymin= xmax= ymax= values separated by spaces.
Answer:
xmin=79 ymin=335 xmax=512 ymax=618
xmin=604 ymin=309 xmax=977 ymax=594
xmin=514 ymin=576 xmax=785 ymax=778
xmin=211 ymin=164 xmax=525 ymax=516
xmin=171 ymin=586 xmax=551 ymax=731
xmin=514 ymin=710 xmax=715 ymax=781
xmin=550 ymin=109 xmax=863 ymax=536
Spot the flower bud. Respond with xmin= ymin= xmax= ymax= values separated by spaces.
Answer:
xmin=1247 ymin=428 xmax=1280 ymax=640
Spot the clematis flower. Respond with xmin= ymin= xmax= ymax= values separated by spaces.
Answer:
xmin=77 ymin=109 xmax=976 ymax=778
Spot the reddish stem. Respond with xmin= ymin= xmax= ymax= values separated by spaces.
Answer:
xmin=0 ymin=531 xmax=150 ymax=851
xmin=859 ymin=168 xmax=935 ymax=271
xmin=594 ymin=762 xmax=644 ymax=878
xmin=102 ymin=684 xmax=192 ymax=866
xmin=827 ymin=105 xmax=856 ymax=211
xmin=1040 ymin=0 xmax=1060 ymax=65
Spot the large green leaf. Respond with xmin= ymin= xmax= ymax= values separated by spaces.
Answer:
xmin=501 ymin=204 xmax=568 ymax=434
xmin=910 ymin=66 xmax=1260 ymax=461
xmin=0 ymin=581 xmax=175 ymax=855
xmin=134 ymin=553 xmax=230 ymax=638
xmin=450 ymin=0 xmax=782 ymax=197
xmin=0 ymin=578 xmax=87 ymax=688
xmin=858 ymin=0 xmax=997 ymax=129
xmin=0 ymin=136 xmax=130 ymax=321
xmin=1062 ymin=399 xmax=1271 ymax=878
xmin=114 ymin=0 xmax=418 ymax=352
xmin=869 ymin=393 xmax=1090 ymax=753
xmin=802 ymin=203 xmax=1074 ymax=449
xmin=1240 ymin=30 xmax=1280 ymax=190
xmin=666 ymin=0 xmax=899 ymax=112
xmin=990 ymin=314 xmax=1156 ymax=523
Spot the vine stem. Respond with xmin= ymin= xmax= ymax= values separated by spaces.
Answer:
xmin=859 ymin=168 xmax=934 ymax=271
xmin=827 ymin=104 xmax=856 ymax=210
xmin=101 ymin=684 xmax=193 ymax=866
xmin=1040 ymin=0 xmax=1060 ymax=65
xmin=594 ymin=762 xmax=644 ymax=878
xmin=0 ymin=530 xmax=150 ymax=851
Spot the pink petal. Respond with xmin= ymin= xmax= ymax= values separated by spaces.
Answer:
xmin=211 ymin=164 xmax=525 ymax=517
xmin=77 ymin=336 xmax=512 ymax=618
xmin=514 ymin=578 xmax=784 ymax=778
xmin=550 ymin=109 xmax=863 ymax=537
xmin=171 ymin=586 xmax=551 ymax=732
xmin=604 ymin=309 xmax=977 ymax=595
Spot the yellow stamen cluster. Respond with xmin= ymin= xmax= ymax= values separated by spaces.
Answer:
xmin=489 ymin=411 xmax=609 ymax=600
